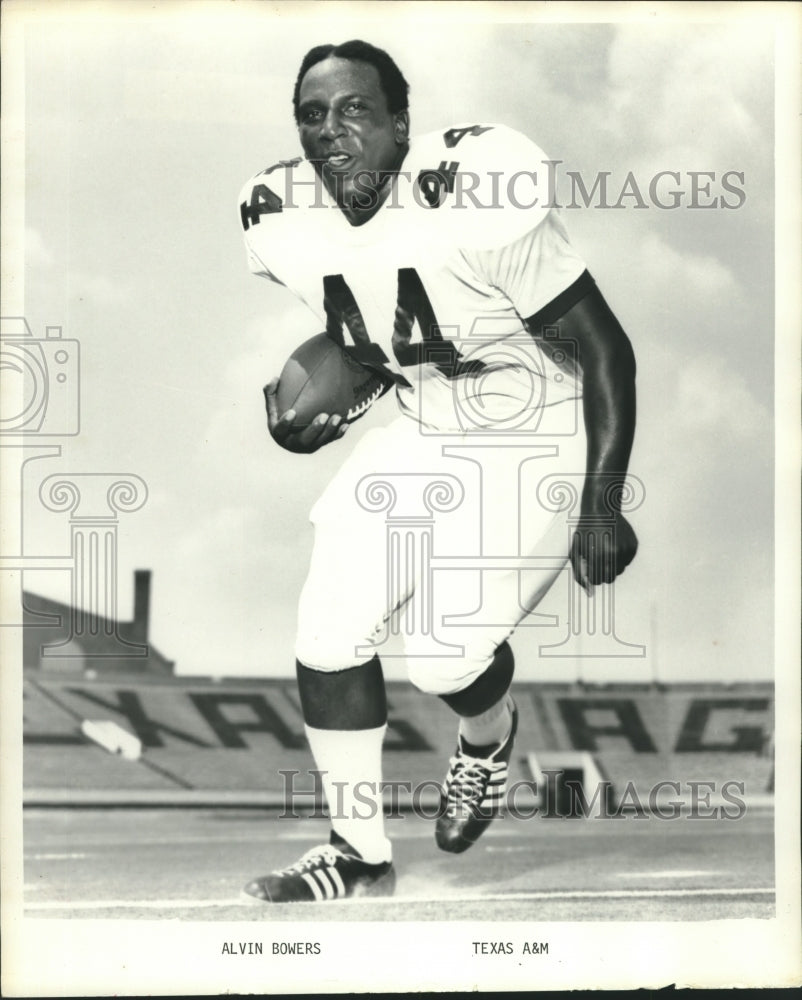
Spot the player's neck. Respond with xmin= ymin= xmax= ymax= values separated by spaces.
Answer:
xmin=339 ymin=176 xmax=394 ymax=226
xmin=336 ymin=144 xmax=409 ymax=227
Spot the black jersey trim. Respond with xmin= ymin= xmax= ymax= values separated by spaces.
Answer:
xmin=524 ymin=270 xmax=596 ymax=331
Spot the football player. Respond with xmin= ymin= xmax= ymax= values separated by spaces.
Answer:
xmin=239 ymin=40 xmax=637 ymax=902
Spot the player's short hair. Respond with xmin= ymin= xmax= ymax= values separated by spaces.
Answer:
xmin=293 ymin=40 xmax=410 ymax=123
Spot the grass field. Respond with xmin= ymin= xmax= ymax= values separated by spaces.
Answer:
xmin=24 ymin=805 xmax=774 ymax=923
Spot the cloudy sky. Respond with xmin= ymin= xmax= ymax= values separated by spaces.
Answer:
xmin=8 ymin=2 xmax=792 ymax=682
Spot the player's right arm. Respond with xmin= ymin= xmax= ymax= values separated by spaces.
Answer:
xmin=263 ymin=378 xmax=347 ymax=454
xmin=239 ymin=163 xmax=348 ymax=454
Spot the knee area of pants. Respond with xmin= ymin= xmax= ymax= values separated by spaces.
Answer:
xmin=294 ymin=635 xmax=374 ymax=673
xmin=406 ymin=653 xmax=491 ymax=696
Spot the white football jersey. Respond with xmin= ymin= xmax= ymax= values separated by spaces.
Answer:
xmin=239 ymin=123 xmax=590 ymax=432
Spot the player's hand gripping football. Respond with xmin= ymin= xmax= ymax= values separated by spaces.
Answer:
xmin=263 ymin=379 xmax=348 ymax=454
xmin=570 ymin=514 xmax=638 ymax=593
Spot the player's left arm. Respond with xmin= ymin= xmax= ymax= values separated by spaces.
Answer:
xmin=525 ymin=286 xmax=638 ymax=591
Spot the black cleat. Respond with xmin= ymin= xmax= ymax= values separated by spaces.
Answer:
xmin=243 ymin=832 xmax=395 ymax=903
xmin=436 ymin=701 xmax=518 ymax=854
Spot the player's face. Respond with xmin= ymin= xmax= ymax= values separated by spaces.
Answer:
xmin=297 ymin=57 xmax=409 ymax=221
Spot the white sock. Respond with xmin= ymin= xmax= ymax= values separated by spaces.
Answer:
xmin=459 ymin=693 xmax=514 ymax=752
xmin=304 ymin=723 xmax=392 ymax=864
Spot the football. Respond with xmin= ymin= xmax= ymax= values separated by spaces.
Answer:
xmin=275 ymin=332 xmax=393 ymax=429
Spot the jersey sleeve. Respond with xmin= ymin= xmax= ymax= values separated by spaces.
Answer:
xmin=424 ymin=123 xmax=585 ymax=314
xmin=237 ymin=156 xmax=312 ymax=285
xmin=430 ymin=123 xmax=557 ymax=251
xmin=238 ymin=173 xmax=282 ymax=282
xmin=460 ymin=206 xmax=589 ymax=319
xmin=243 ymin=235 xmax=277 ymax=281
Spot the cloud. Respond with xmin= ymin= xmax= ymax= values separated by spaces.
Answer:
xmin=638 ymin=231 xmax=737 ymax=298
xmin=123 ymin=69 xmax=295 ymax=128
xmin=26 ymin=227 xmax=133 ymax=306
xmin=672 ymin=353 xmax=770 ymax=443
xmin=571 ymin=226 xmax=739 ymax=327
xmin=606 ymin=22 xmax=771 ymax=161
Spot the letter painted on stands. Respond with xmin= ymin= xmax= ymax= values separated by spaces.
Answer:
xmin=189 ymin=693 xmax=306 ymax=749
xmin=58 ymin=686 xmax=435 ymax=752
xmin=674 ymin=698 xmax=771 ymax=752
xmin=67 ymin=687 xmax=213 ymax=748
xmin=557 ymin=699 xmax=657 ymax=753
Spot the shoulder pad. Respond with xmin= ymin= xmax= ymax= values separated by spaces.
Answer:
xmin=407 ymin=124 xmax=556 ymax=249
xmin=238 ymin=156 xmax=320 ymax=232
